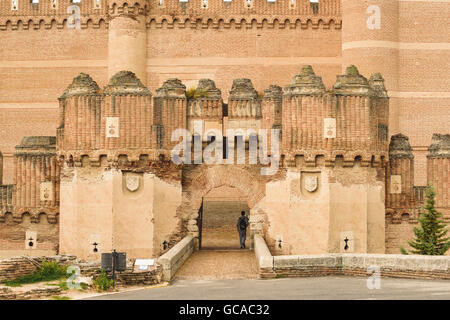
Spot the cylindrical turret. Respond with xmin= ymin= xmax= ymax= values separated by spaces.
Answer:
xmin=387 ymin=134 xmax=415 ymax=209
xmin=154 ymin=78 xmax=187 ymax=151
xmin=427 ymin=134 xmax=450 ymax=209
xmin=262 ymin=85 xmax=282 ymax=131
xmin=341 ymin=0 xmax=399 ymax=133
xmin=108 ymin=0 xmax=148 ymax=85
xmin=14 ymin=137 xmax=58 ymax=212
xmin=227 ymin=79 xmax=262 ymax=140
xmin=187 ymin=79 xmax=223 ymax=139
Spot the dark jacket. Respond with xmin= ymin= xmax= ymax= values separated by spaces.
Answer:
xmin=237 ymin=216 xmax=249 ymax=232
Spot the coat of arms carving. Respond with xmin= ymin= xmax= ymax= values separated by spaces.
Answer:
xmin=40 ymin=182 xmax=53 ymax=201
xmin=125 ymin=175 xmax=140 ymax=192
xmin=304 ymin=176 xmax=318 ymax=192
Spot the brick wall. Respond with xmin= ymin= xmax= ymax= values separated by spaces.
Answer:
xmin=0 ymin=212 xmax=59 ymax=253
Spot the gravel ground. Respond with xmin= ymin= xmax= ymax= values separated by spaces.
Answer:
xmin=174 ymin=250 xmax=259 ymax=280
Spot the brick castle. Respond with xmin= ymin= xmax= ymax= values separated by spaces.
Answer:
xmin=0 ymin=0 xmax=448 ymax=259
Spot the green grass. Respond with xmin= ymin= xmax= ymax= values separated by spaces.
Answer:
xmin=2 ymin=260 xmax=69 ymax=287
xmin=58 ymin=279 xmax=69 ymax=290
xmin=52 ymin=295 xmax=71 ymax=300
xmin=79 ymin=282 xmax=88 ymax=291
xmin=47 ymin=278 xmax=89 ymax=291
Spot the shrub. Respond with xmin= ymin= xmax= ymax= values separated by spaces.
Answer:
xmin=186 ymin=87 xmax=207 ymax=99
xmin=40 ymin=260 xmax=67 ymax=278
xmin=92 ymin=269 xmax=114 ymax=292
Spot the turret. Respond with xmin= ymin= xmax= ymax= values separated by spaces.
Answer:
xmin=386 ymin=134 xmax=415 ymax=209
xmin=281 ymin=65 xmax=388 ymax=166
xmin=101 ymin=71 xmax=154 ymax=160
xmin=227 ymin=79 xmax=262 ymax=140
xmin=341 ymin=0 xmax=399 ymax=133
xmin=108 ymin=0 xmax=148 ymax=85
xmin=13 ymin=136 xmax=58 ymax=218
xmin=154 ymin=78 xmax=187 ymax=151
xmin=57 ymin=73 xmax=101 ymax=155
xmin=58 ymin=71 xmax=154 ymax=164
xmin=261 ymin=85 xmax=282 ymax=131
xmin=187 ymin=79 xmax=223 ymax=141
xmin=427 ymin=134 xmax=450 ymax=208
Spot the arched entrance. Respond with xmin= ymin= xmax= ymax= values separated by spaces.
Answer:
xmin=199 ymin=185 xmax=249 ymax=249
xmin=179 ymin=165 xmax=270 ymax=250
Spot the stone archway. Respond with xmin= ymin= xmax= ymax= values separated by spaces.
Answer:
xmin=178 ymin=165 xmax=268 ymax=249
xmin=200 ymin=185 xmax=249 ymax=249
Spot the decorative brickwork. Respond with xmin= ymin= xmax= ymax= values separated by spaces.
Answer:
xmin=282 ymin=65 xmax=389 ymax=166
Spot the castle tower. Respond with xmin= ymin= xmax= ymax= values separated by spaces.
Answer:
xmin=427 ymin=134 xmax=450 ymax=209
xmin=154 ymin=79 xmax=187 ymax=153
xmin=57 ymin=73 xmax=101 ymax=159
xmin=108 ymin=0 xmax=148 ymax=85
xmin=227 ymin=79 xmax=262 ymax=138
xmin=58 ymin=71 xmax=164 ymax=260
xmin=341 ymin=0 xmax=399 ymax=133
xmin=13 ymin=137 xmax=58 ymax=217
xmin=101 ymin=71 xmax=154 ymax=160
xmin=261 ymin=85 xmax=283 ymax=136
xmin=58 ymin=71 xmax=153 ymax=163
xmin=369 ymin=73 xmax=389 ymax=147
xmin=282 ymin=65 xmax=327 ymax=156
xmin=186 ymin=79 xmax=223 ymax=140
xmin=386 ymin=134 xmax=415 ymax=210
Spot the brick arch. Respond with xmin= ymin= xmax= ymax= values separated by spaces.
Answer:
xmin=186 ymin=166 xmax=266 ymax=213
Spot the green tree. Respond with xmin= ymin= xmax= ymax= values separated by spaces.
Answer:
xmin=401 ymin=185 xmax=450 ymax=255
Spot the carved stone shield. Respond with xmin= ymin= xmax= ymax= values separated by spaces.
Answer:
xmin=304 ymin=176 xmax=318 ymax=192
xmin=125 ymin=175 xmax=139 ymax=192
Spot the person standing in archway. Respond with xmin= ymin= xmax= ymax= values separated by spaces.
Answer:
xmin=237 ymin=211 xmax=249 ymax=249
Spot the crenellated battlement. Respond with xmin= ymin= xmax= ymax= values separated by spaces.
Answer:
xmin=0 ymin=0 xmax=342 ymax=30
xmin=108 ymin=0 xmax=149 ymax=17
xmin=281 ymin=65 xmax=390 ymax=165
xmin=53 ymin=65 xmax=392 ymax=170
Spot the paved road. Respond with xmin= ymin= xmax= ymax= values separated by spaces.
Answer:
xmin=87 ymin=276 xmax=450 ymax=300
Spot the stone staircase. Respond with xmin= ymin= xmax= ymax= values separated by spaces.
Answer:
xmin=174 ymin=249 xmax=259 ymax=280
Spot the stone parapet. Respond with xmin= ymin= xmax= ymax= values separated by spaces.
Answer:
xmin=261 ymin=253 xmax=450 ymax=280
xmin=157 ymin=235 xmax=195 ymax=281
xmin=254 ymin=232 xmax=450 ymax=280
xmin=254 ymin=234 xmax=273 ymax=270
